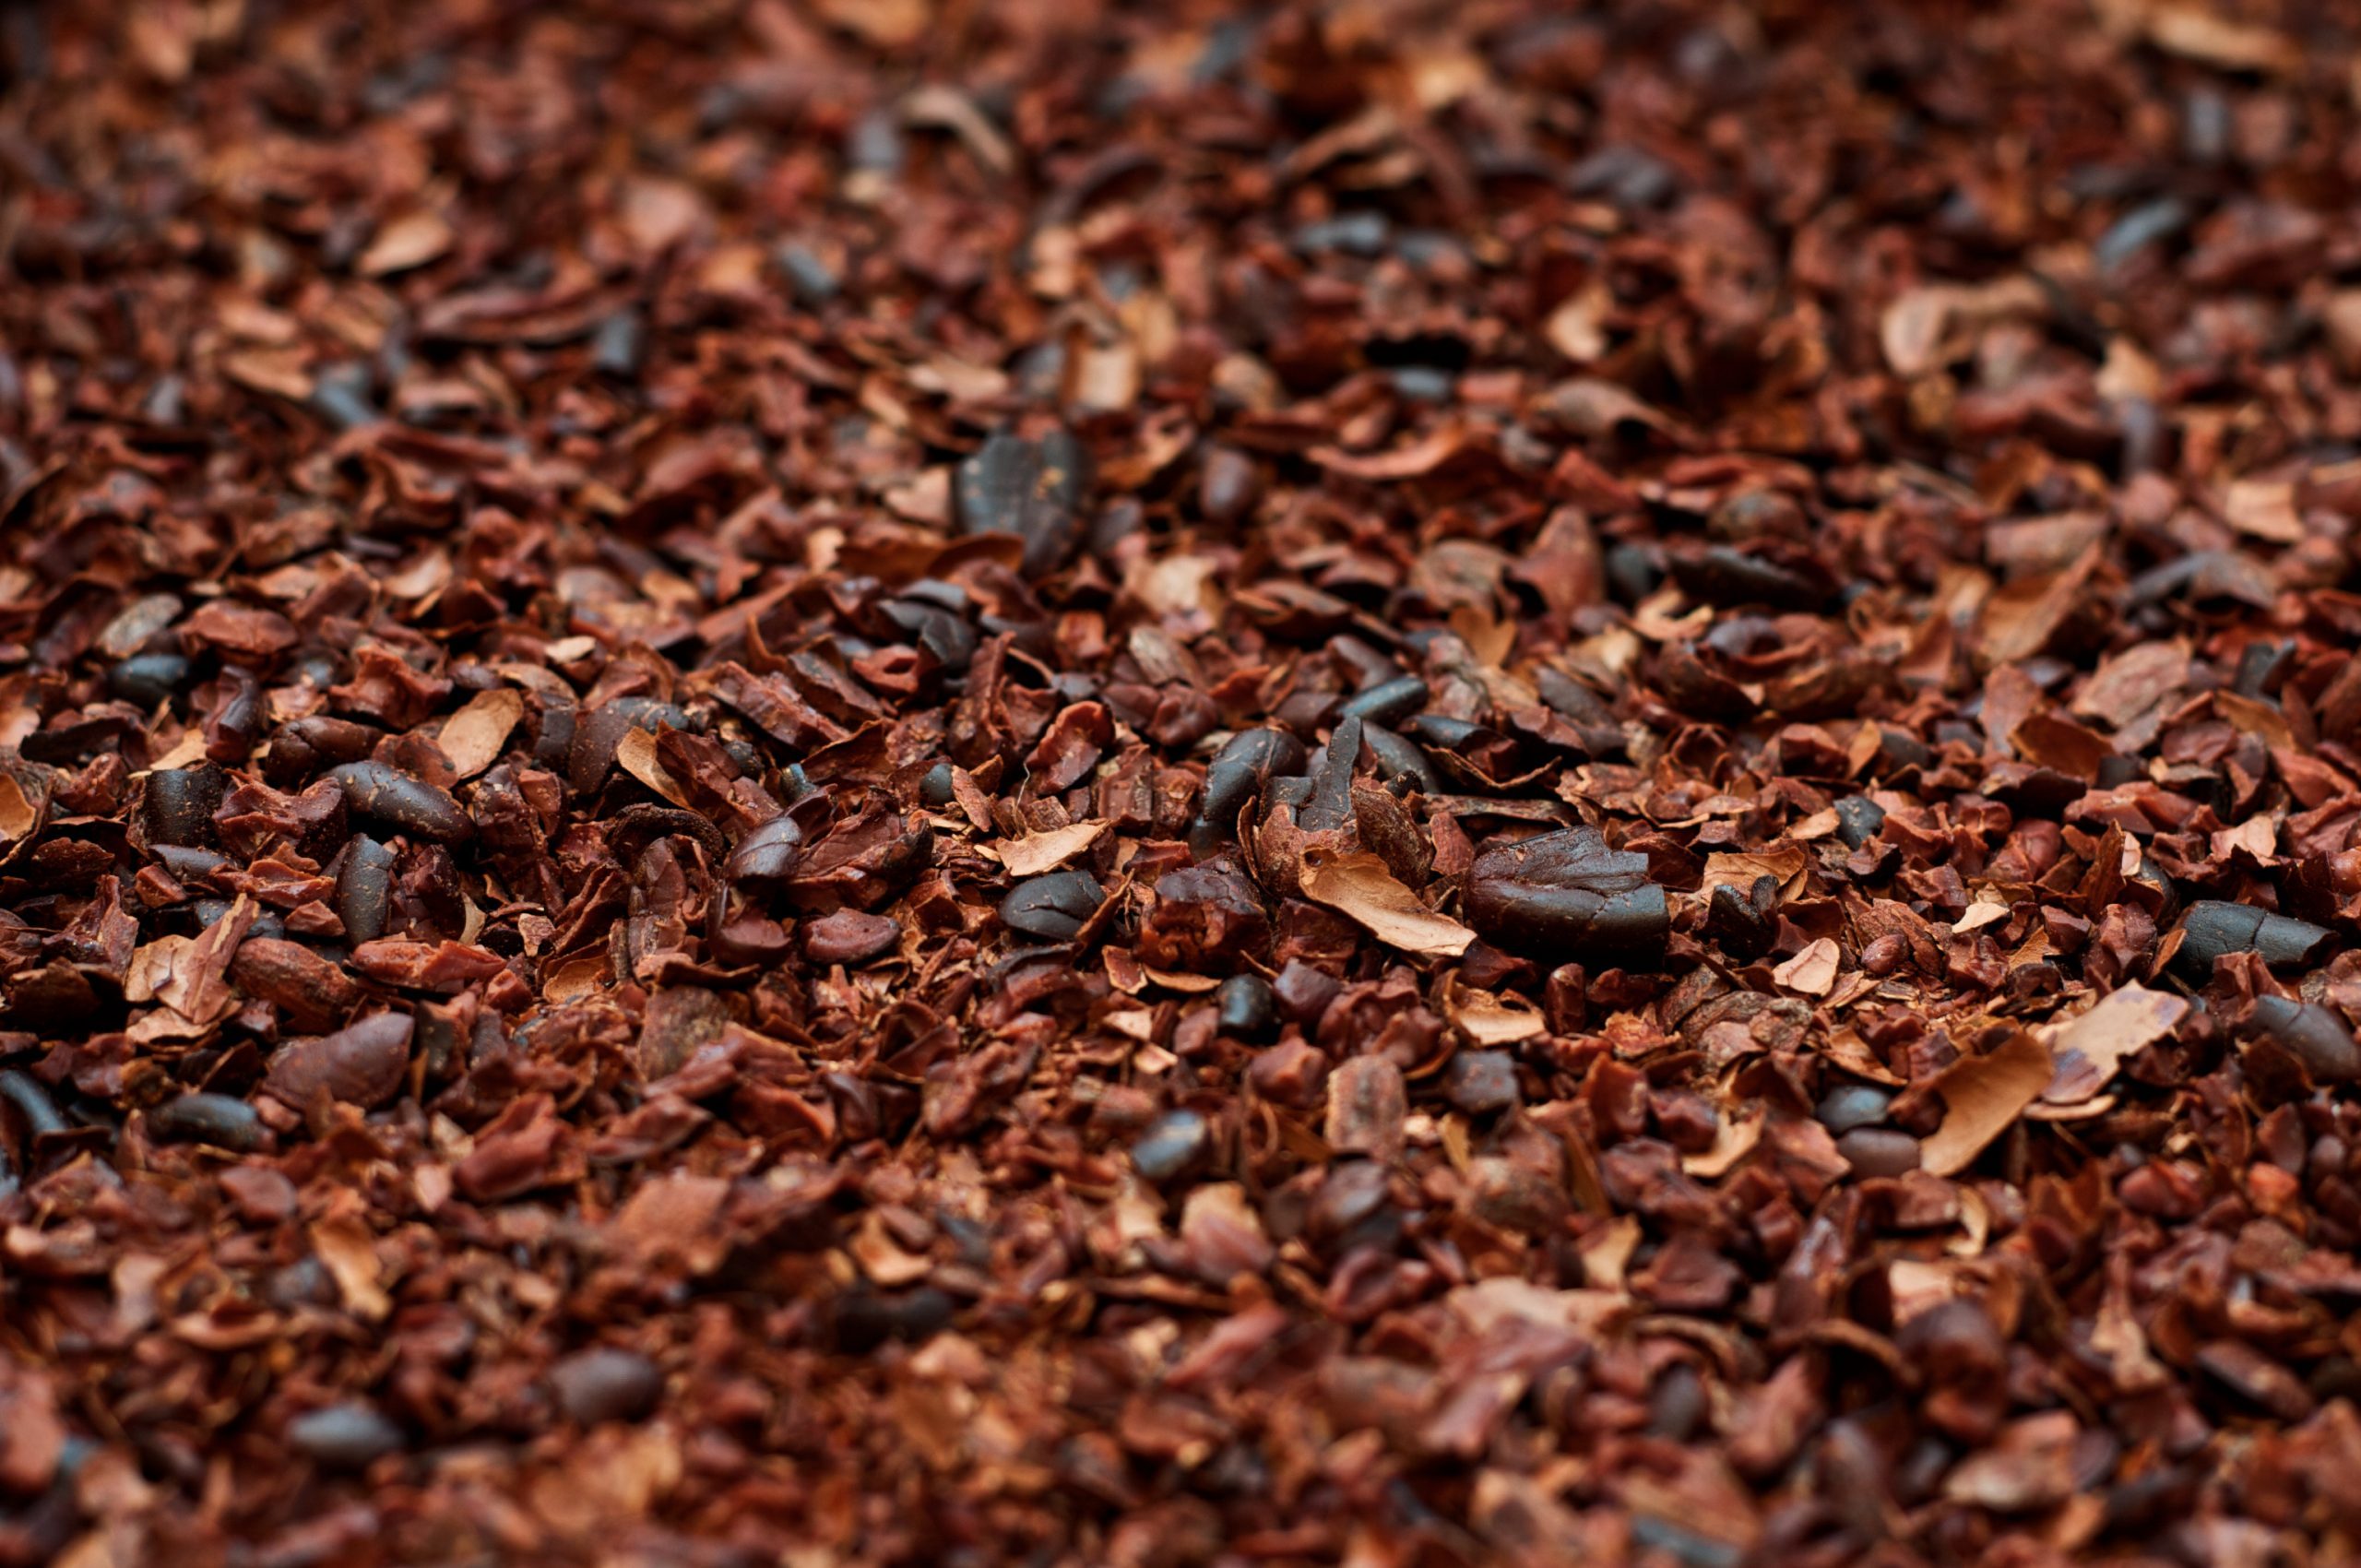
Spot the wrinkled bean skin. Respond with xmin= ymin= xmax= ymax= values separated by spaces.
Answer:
xmin=149 ymin=1094 xmax=270 ymax=1152
xmin=956 ymin=430 xmax=1090 ymax=579
xmin=1001 ymin=871 xmax=1106 ymax=940
xmin=263 ymin=1012 xmax=414 ymax=1110
xmin=2245 ymin=995 xmax=2360 ymax=1082
xmin=1335 ymin=674 xmax=1427 ymax=727
xmin=139 ymin=764 xmax=227 ymax=848
xmin=2176 ymin=901 xmax=2337 ymax=976
xmin=1463 ymin=827 xmax=1670 ymax=959
xmin=726 ymin=815 xmax=805 ymax=889
xmin=336 ymin=835 xmax=398 ymax=944
xmin=1191 ymin=728 xmax=1309 ymax=852
xmin=327 ymin=762 xmax=472 ymax=843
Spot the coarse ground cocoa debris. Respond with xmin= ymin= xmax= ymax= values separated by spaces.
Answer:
xmin=6 ymin=2 xmax=2361 ymax=1564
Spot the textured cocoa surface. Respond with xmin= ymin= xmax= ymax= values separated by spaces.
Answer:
xmin=6 ymin=1 xmax=2361 ymax=1563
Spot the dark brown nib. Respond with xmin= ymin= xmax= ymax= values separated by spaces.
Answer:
xmin=326 ymin=762 xmax=473 ymax=844
xmin=6 ymin=1 xmax=2361 ymax=1562
xmin=2243 ymin=996 xmax=2361 ymax=1083
xmin=1000 ymin=871 xmax=1105 ymax=941
xmin=1192 ymin=727 xmax=1308 ymax=851
xmin=1463 ymin=827 xmax=1670 ymax=958
xmin=956 ymin=430 xmax=1089 ymax=579
xmin=2173 ymin=900 xmax=2339 ymax=975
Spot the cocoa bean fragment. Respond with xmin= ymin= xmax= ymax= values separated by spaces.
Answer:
xmin=1001 ymin=871 xmax=1105 ymax=941
xmin=550 ymin=1348 xmax=664 ymax=1426
xmin=287 ymin=1404 xmax=405 ymax=1470
xmin=956 ymin=429 xmax=1089 ymax=579
xmin=263 ymin=1011 xmax=414 ymax=1110
xmin=230 ymin=937 xmax=362 ymax=1033
xmin=327 ymin=761 xmax=472 ymax=843
xmin=1463 ymin=827 xmax=1668 ymax=961
xmin=2173 ymin=901 xmax=2336 ymax=976
xmin=149 ymin=1094 xmax=269 ymax=1152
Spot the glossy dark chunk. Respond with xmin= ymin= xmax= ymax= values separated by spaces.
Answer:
xmin=335 ymin=835 xmax=398 ymax=944
xmin=327 ymin=761 xmax=472 ymax=843
xmin=1605 ymin=542 xmax=1664 ymax=605
xmin=531 ymin=700 xmax=577 ymax=770
xmin=725 ymin=815 xmax=805 ymax=889
xmin=287 ymin=1404 xmax=405 ymax=1471
xmin=1399 ymin=714 xmax=1486 ymax=753
xmin=107 ymin=651 xmax=189 ymax=707
xmin=1293 ymin=210 xmax=1389 ymax=255
xmin=0 ymin=1069 xmax=65 ymax=1138
xmin=777 ymin=242 xmax=840 ymax=303
xmin=590 ymin=310 xmax=645 ymax=376
xmin=1335 ymin=674 xmax=1427 ymax=727
xmin=1703 ymin=877 xmax=1776 ymax=960
xmin=2095 ymin=754 xmax=2146 ymax=789
xmin=1833 ymin=794 xmax=1885 ymax=849
xmin=152 ymin=845 xmax=230 ymax=883
xmin=1463 ymin=826 xmax=1669 ymax=960
xmin=1534 ymin=666 xmax=1615 ymax=727
xmin=1192 ymin=727 xmax=1308 ymax=849
xmin=148 ymin=1093 xmax=269 ymax=1152
xmin=1299 ymin=715 xmax=1360 ymax=832
xmin=192 ymin=898 xmax=282 ymax=942
xmin=832 ymin=1287 xmax=955 ymax=1353
xmin=309 ymin=362 xmax=379 ymax=427
xmin=1360 ymin=723 xmax=1442 ymax=794
xmin=2232 ymin=639 xmax=2291 ymax=698
xmin=955 ymin=429 xmax=1089 ymax=579
xmin=569 ymin=697 xmax=694 ymax=797
xmin=1814 ymin=1083 xmax=1892 ymax=1134
xmin=550 ymin=1348 xmax=664 ymax=1425
xmin=205 ymin=666 xmax=267 ymax=759
xmin=1001 ymin=870 xmax=1106 ymax=940
xmin=1216 ymin=973 xmax=1275 ymax=1039
xmin=139 ymin=763 xmax=227 ymax=848
xmin=2130 ymin=855 xmax=2178 ymax=921
xmin=2174 ymin=900 xmax=2336 ymax=976
xmin=881 ymin=596 xmax=979 ymax=672
xmin=2094 ymin=196 xmax=2189 ymax=271
xmin=1131 ymin=1108 xmax=1209 ymax=1182
xmin=1666 ymin=545 xmax=1827 ymax=611
xmin=1876 ymin=729 xmax=1932 ymax=772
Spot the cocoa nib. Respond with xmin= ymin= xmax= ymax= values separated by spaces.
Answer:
xmin=326 ymin=761 xmax=473 ymax=844
xmin=2172 ymin=900 xmax=2339 ymax=975
xmin=956 ymin=430 xmax=1089 ymax=580
xmin=1463 ymin=826 xmax=1670 ymax=959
